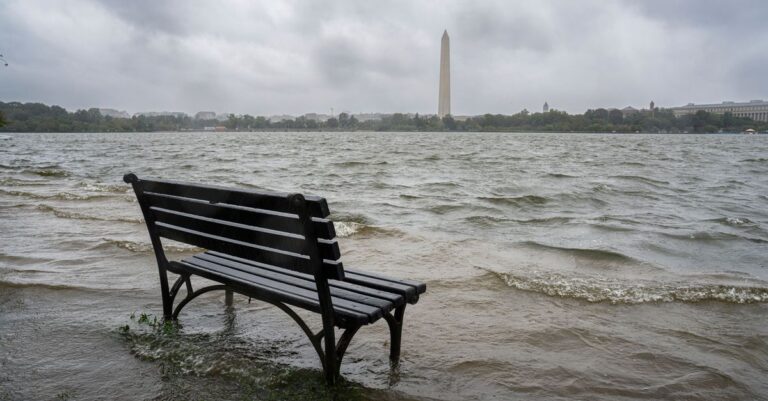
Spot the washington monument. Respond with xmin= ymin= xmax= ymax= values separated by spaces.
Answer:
xmin=438 ymin=30 xmax=450 ymax=118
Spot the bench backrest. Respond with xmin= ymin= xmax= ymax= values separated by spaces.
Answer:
xmin=124 ymin=173 xmax=344 ymax=280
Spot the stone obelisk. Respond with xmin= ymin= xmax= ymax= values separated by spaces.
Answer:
xmin=438 ymin=30 xmax=451 ymax=118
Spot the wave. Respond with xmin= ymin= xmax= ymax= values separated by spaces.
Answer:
xmin=35 ymin=204 xmax=143 ymax=224
xmin=546 ymin=173 xmax=577 ymax=179
xmin=23 ymin=168 xmax=71 ymax=177
xmin=707 ymin=217 xmax=754 ymax=227
xmin=0 ymin=279 xmax=99 ymax=292
xmin=333 ymin=221 xmax=400 ymax=238
xmin=610 ymin=175 xmax=669 ymax=186
xmin=465 ymin=215 xmax=572 ymax=227
xmin=233 ymin=181 xmax=268 ymax=191
xmin=618 ymin=161 xmax=646 ymax=167
xmin=0 ymin=252 xmax=53 ymax=265
xmin=331 ymin=160 xmax=387 ymax=167
xmin=660 ymin=231 xmax=767 ymax=244
xmin=0 ymin=177 xmax=49 ymax=186
xmin=740 ymin=158 xmax=767 ymax=163
xmin=479 ymin=268 xmax=768 ymax=304
xmin=478 ymin=195 xmax=548 ymax=207
xmin=426 ymin=204 xmax=464 ymax=215
xmin=77 ymin=182 xmax=130 ymax=193
xmin=0 ymin=189 xmax=112 ymax=201
xmin=519 ymin=241 xmax=637 ymax=263
xmin=97 ymin=238 xmax=203 ymax=253
xmin=421 ymin=181 xmax=460 ymax=189
xmin=328 ymin=212 xmax=371 ymax=225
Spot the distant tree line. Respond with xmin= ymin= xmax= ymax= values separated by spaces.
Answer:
xmin=1 ymin=101 xmax=765 ymax=133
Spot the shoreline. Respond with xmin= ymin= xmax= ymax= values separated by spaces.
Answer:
xmin=1 ymin=130 xmax=763 ymax=135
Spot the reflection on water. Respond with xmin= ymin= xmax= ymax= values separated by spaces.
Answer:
xmin=1 ymin=132 xmax=767 ymax=400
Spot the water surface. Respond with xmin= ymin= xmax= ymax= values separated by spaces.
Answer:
xmin=1 ymin=132 xmax=767 ymax=400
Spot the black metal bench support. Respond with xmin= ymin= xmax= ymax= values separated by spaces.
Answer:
xmin=166 ymin=276 xmax=370 ymax=384
xmin=166 ymin=272 xmax=409 ymax=376
xmin=384 ymin=305 xmax=406 ymax=363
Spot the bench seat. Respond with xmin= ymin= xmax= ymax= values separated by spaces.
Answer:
xmin=171 ymin=251 xmax=425 ymax=327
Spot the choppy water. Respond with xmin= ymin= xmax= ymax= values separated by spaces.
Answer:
xmin=1 ymin=132 xmax=767 ymax=400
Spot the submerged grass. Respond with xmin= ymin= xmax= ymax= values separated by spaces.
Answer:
xmin=116 ymin=312 xmax=375 ymax=401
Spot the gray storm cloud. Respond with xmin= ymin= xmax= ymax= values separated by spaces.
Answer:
xmin=0 ymin=0 xmax=766 ymax=115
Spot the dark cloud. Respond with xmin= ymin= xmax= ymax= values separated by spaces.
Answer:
xmin=455 ymin=4 xmax=555 ymax=53
xmin=0 ymin=0 xmax=765 ymax=116
xmin=93 ymin=0 xmax=189 ymax=35
xmin=631 ymin=0 xmax=768 ymax=29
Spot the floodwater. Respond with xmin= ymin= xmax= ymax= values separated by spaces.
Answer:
xmin=1 ymin=131 xmax=766 ymax=400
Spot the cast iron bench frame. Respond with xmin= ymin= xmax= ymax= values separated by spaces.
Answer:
xmin=124 ymin=173 xmax=425 ymax=384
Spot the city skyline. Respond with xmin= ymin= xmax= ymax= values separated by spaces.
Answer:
xmin=0 ymin=1 xmax=766 ymax=116
xmin=6 ymin=97 xmax=767 ymax=121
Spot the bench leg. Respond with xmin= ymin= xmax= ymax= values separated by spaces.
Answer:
xmin=158 ymin=269 xmax=174 ymax=320
xmin=265 ymin=301 xmax=364 ymax=384
xmin=224 ymin=289 xmax=233 ymax=307
xmin=384 ymin=305 xmax=406 ymax=363
xmin=334 ymin=325 xmax=361 ymax=378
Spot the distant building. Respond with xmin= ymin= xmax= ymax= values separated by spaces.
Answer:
xmin=671 ymin=100 xmax=768 ymax=122
xmin=649 ymin=101 xmax=655 ymax=110
xmin=98 ymin=108 xmax=130 ymax=118
xmin=135 ymin=111 xmax=188 ymax=118
xmin=543 ymin=102 xmax=549 ymax=113
xmin=195 ymin=111 xmax=216 ymax=120
xmin=268 ymin=115 xmax=294 ymax=122
xmin=303 ymin=113 xmax=332 ymax=122
xmin=621 ymin=106 xmax=639 ymax=117
xmin=353 ymin=113 xmax=384 ymax=122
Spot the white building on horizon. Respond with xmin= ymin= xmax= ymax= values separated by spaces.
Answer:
xmin=671 ymin=100 xmax=768 ymax=122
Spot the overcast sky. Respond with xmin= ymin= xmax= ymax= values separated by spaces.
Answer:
xmin=1 ymin=0 xmax=767 ymax=116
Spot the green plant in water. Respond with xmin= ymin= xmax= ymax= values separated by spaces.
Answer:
xmin=137 ymin=312 xmax=150 ymax=324
xmin=123 ymin=311 xmax=180 ymax=335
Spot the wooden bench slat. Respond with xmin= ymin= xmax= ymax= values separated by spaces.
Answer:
xmin=156 ymin=222 xmax=343 ymax=278
xmin=150 ymin=206 xmax=341 ymax=260
xmin=345 ymin=268 xmax=427 ymax=294
xmin=202 ymin=251 xmax=405 ymax=306
xmin=343 ymin=272 xmax=419 ymax=302
xmin=179 ymin=259 xmax=383 ymax=323
xmin=190 ymin=253 xmax=398 ymax=310
xmin=156 ymin=221 xmax=312 ymax=274
xmin=144 ymin=191 xmax=336 ymax=239
xmin=138 ymin=179 xmax=329 ymax=217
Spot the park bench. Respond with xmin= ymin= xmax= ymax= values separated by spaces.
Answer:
xmin=123 ymin=173 xmax=426 ymax=384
